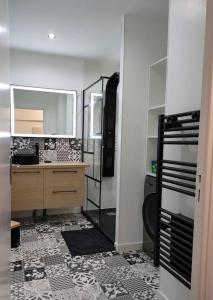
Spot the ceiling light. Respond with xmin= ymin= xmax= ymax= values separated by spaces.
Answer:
xmin=48 ymin=33 xmax=56 ymax=40
xmin=0 ymin=26 xmax=7 ymax=33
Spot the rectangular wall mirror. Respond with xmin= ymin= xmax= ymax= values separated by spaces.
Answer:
xmin=11 ymin=86 xmax=77 ymax=138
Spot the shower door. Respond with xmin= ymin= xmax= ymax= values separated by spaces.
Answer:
xmin=82 ymin=76 xmax=116 ymax=242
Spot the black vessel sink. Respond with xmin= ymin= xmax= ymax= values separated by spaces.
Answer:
xmin=12 ymin=143 xmax=39 ymax=165
xmin=12 ymin=154 xmax=39 ymax=165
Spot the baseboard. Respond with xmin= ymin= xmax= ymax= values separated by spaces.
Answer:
xmin=114 ymin=241 xmax=143 ymax=252
xmin=157 ymin=290 xmax=170 ymax=300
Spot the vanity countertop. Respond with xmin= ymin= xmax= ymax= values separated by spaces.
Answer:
xmin=12 ymin=162 xmax=89 ymax=170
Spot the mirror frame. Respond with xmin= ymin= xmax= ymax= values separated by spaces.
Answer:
xmin=11 ymin=85 xmax=77 ymax=138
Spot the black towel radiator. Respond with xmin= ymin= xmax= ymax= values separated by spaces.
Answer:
xmin=154 ymin=110 xmax=200 ymax=289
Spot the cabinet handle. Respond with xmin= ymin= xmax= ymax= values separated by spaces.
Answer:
xmin=52 ymin=190 xmax=77 ymax=194
xmin=13 ymin=171 xmax=40 ymax=174
xmin=52 ymin=170 xmax=77 ymax=174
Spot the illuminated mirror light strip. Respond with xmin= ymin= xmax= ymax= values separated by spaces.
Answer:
xmin=10 ymin=85 xmax=77 ymax=138
xmin=90 ymin=93 xmax=102 ymax=139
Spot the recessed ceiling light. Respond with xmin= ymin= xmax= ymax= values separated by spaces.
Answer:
xmin=48 ymin=33 xmax=56 ymax=40
xmin=0 ymin=26 xmax=7 ymax=33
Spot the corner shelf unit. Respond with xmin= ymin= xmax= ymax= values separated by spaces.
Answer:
xmin=146 ymin=57 xmax=167 ymax=176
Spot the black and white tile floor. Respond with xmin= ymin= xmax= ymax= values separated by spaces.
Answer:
xmin=11 ymin=213 xmax=159 ymax=300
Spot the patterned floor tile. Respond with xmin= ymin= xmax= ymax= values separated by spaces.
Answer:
xmin=132 ymin=290 xmax=157 ymax=300
xmin=11 ymin=283 xmax=25 ymax=300
xmin=41 ymin=254 xmax=64 ymax=266
xmin=54 ymin=232 xmax=63 ymax=239
xmin=80 ymin=224 xmax=94 ymax=230
xmin=59 ymin=245 xmax=70 ymax=255
xmin=71 ymin=270 xmax=97 ymax=287
xmin=115 ymin=296 xmax=134 ymax=300
xmin=105 ymin=255 xmax=130 ymax=268
xmin=11 ymin=246 xmax=23 ymax=262
xmin=131 ymin=263 xmax=158 ymax=278
xmin=101 ymin=281 xmax=129 ymax=299
xmin=35 ymin=224 xmax=53 ymax=234
xmin=40 ymin=246 xmax=61 ymax=257
xmin=11 ymin=213 xmax=159 ymax=300
xmin=37 ymin=233 xmax=56 ymax=241
xmin=24 ymin=279 xmax=53 ymax=299
xmin=63 ymin=253 xmax=72 ymax=264
xmin=83 ymin=256 xmax=108 ymax=271
xmin=24 ymin=267 xmax=47 ymax=282
xmin=66 ymin=255 xmax=87 ymax=271
xmin=22 ymin=249 xmax=41 ymax=261
xmin=101 ymin=251 xmax=119 ymax=258
xmin=45 ymin=263 xmax=70 ymax=278
xmin=21 ymin=234 xmax=38 ymax=243
xmin=121 ymin=278 xmax=151 ymax=295
xmin=62 ymin=224 xmax=82 ymax=231
xmin=11 ymin=260 xmax=23 ymax=271
xmin=21 ymin=241 xmax=40 ymax=251
xmin=52 ymin=288 xmax=79 ymax=300
xmin=113 ymin=266 xmax=139 ymax=281
xmin=140 ymin=272 xmax=159 ymax=291
xmin=24 ymin=258 xmax=44 ymax=270
xmin=123 ymin=253 xmax=148 ymax=265
xmin=38 ymin=239 xmax=58 ymax=249
xmin=93 ymin=267 xmax=117 ymax=284
xmin=11 ymin=270 xmax=25 ymax=284
xmin=75 ymin=282 xmax=107 ymax=300
xmin=49 ymin=275 xmax=75 ymax=291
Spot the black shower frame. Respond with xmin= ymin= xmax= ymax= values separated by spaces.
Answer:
xmin=154 ymin=110 xmax=200 ymax=289
xmin=81 ymin=76 xmax=114 ymax=243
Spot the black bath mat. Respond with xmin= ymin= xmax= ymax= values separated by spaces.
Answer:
xmin=62 ymin=228 xmax=114 ymax=256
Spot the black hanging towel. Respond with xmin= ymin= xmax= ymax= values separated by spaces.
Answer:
xmin=102 ymin=72 xmax=119 ymax=177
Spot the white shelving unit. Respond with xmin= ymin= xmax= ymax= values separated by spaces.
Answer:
xmin=146 ymin=57 xmax=167 ymax=176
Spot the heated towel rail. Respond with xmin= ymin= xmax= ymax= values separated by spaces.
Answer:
xmin=154 ymin=110 xmax=200 ymax=289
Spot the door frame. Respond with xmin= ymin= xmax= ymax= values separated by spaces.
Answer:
xmin=191 ymin=0 xmax=213 ymax=298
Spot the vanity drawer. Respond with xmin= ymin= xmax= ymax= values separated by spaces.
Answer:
xmin=44 ymin=186 xmax=84 ymax=209
xmin=11 ymin=169 xmax=44 ymax=211
xmin=44 ymin=168 xmax=84 ymax=188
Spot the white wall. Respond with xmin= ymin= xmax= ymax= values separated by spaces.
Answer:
xmin=10 ymin=49 xmax=84 ymax=137
xmin=116 ymin=15 xmax=168 ymax=251
xmin=159 ymin=1 xmax=207 ymax=300
xmin=0 ymin=0 xmax=11 ymax=298
xmin=83 ymin=58 xmax=119 ymax=89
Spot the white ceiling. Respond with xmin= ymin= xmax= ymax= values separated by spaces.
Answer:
xmin=9 ymin=0 xmax=169 ymax=62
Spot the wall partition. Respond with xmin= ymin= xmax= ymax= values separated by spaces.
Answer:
xmin=82 ymin=76 xmax=117 ymax=243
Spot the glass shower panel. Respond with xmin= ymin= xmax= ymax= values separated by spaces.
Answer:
xmin=83 ymin=77 xmax=117 ymax=243
xmin=87 ymin=178 xmax=100 ymax=207
xmin=94 ymin=139 xmax=101 ymax=180
xmin=86 ymin=201 xmax=99 ymax=226
xmin=99 ymin=78 xmax=117 ymax=242
xmin=83 ymin=79 xmax=103 ymax=227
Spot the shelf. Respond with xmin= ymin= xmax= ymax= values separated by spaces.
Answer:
xmin=147 ymin=136 xmax=158 ymax=139
xmin=148 ymin=104 xmax=165 ymax=111
xmin=146 ymin=172 xmax=156 ymax=178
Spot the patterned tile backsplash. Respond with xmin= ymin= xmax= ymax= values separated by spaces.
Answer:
xmin=12 ymin=137 xmax=82 ymax=163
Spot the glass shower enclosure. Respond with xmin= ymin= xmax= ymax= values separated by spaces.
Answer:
xmin=82 ymin=76 xmax=116 ymax=243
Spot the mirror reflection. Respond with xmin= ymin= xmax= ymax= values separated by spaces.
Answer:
xmin=11 ymin=86 xmax=76 ymax=137
xmin=90 ymin=93 xmax=102 ymax=139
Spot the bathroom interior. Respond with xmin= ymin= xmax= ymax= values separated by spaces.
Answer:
xmin=7 ymin=0 xmax=208 ymax=300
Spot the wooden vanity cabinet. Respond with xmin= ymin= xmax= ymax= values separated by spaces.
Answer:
xmin=11 ymin=163 xmax=87 ymax=211
xmin=11 ymin=169 xmax=44 ymax=211
xmin=44 ymin=168 xmax=85 ymax=209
